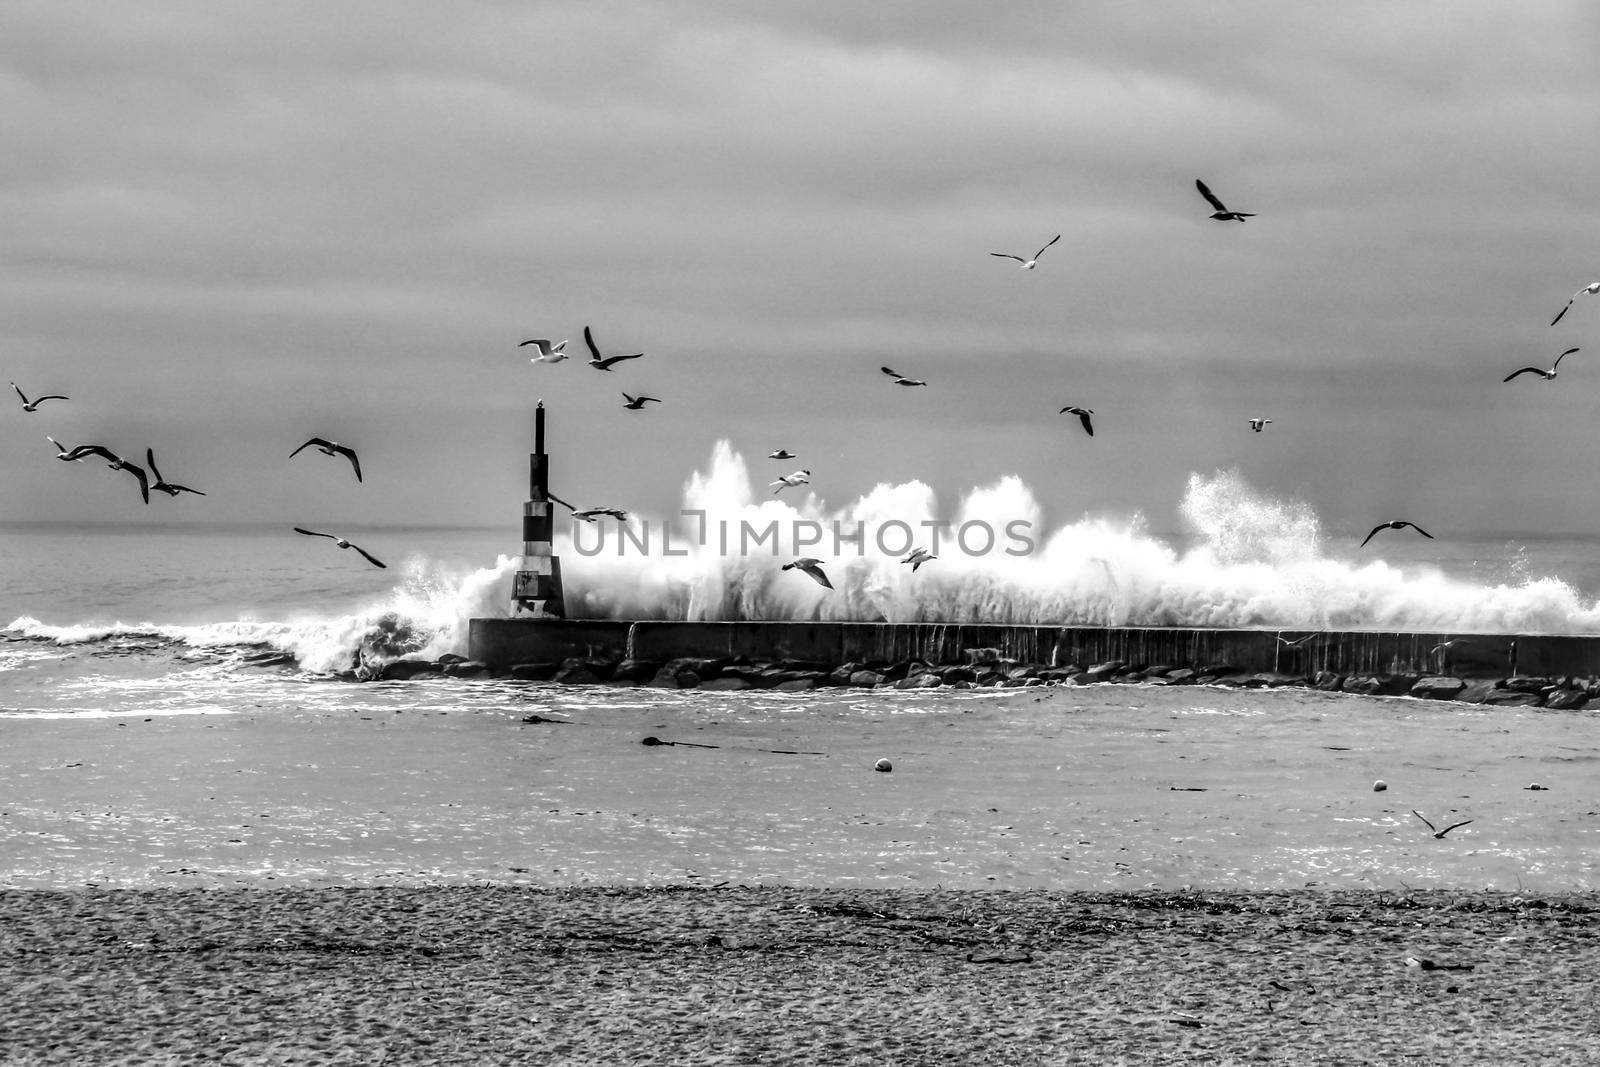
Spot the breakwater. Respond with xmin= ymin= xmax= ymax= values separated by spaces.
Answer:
xmin=444 ymin=620 xmax=1600 ymax=707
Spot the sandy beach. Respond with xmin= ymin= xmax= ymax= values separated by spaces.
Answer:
xmin=6 ymin=681 xmax=1600 ymax=1062
xmin=4 ymin=885 xmax=1598 ymax=1064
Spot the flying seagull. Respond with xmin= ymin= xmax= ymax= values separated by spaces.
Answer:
xmin=621 ymin=392 xmax=661 ymax=410
xmin=571 ymin=506 xmax=628 ymax=522
xmin=1275 ymin=631 xmax=1322 ymax=649
xmin=1412 ymin=809 xmax=1473 ymax=839
xmin=882 ymin=366 xmax=926 ymax=387
xmin=584 ymin=325 xmax=643 ymax=371
xmin=990 ymin=234 xmax=1061 ymax=270
xmin=145 ymin=449 xmax=205 ymax=497
xmin=771 ymin=469 xmax=811 ymax=494
xmin=522 ymin=338 xmax=569 ymax=363
xmin=902 ymin=547 xmax=937 ymax=571
xmin=1059 ymin=406 xmax=1094 ymax=436
xmin=768 ymin=449 xmax=796 ymax=460
xmin=48 ymin=437 xmax=84 ymax=461
xmin=291 ymin=438 xmax=362 ymax=482
xmin=293 ymin=527 xmax=386 ymax=568
xmin=1196 ymin=179 xmax=1255 ymax=221
xmin=1249 ymin=418 xmax=1272 ymax=432
xmin=12 ymin=383 xmax=68 ymax=412
xmin=782 ymin=557 xmax=833 ymax=589
xmin=1360 ymin=520 xmax=1434 ymax=548
xmin=1503 ymin=347 xmax=1580 ymax=382
xmin=1550 ymin=282 xmax=1600 ymax=326
xmin=58 ymin=445 xmax=148 ymax=504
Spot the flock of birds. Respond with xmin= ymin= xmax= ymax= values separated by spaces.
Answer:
xmin=17 ymin=177 xmax=1600 ymax=588
xmin=513 ymin=177 xmax=1600 ymax=593
xmin=16 ymin=382 xmax=389 ymax=569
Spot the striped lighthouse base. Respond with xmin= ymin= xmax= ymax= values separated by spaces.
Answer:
xmin=513 ymin=497 xmax=565 ymax=617
xmin=513 ymin=553 xmax=565 ymax=617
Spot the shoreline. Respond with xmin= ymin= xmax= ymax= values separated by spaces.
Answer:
xmin=5 ymin=885 xmax=1598 ymax=1064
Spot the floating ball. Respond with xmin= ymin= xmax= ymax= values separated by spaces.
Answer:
xmin=874 ymin=758 xmax=893 ymax=773
xmin=1373 ymin=780 xmax=1388 ymax=792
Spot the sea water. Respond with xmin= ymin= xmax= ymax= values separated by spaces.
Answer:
xmin=4 ymin=451 xmax=1599 ymax=891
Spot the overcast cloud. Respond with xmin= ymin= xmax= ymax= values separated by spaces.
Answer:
xmin=5 ymin=1 xmax=1600 ymax=540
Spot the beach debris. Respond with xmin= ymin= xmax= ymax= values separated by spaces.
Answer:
xmin=520 ymin=714 xmax=571 ymax=725
xmin=1404 ymin=956 xmax=1475 ymax=972
xmin=1373 ymin=780 xmax=1388 ymax=792
xmin=641 ymin=735 xmax=719 ymax=749
xmin=1412 ymin=809 xmax=1473 ymax=839
xmin=874 ymin=758 xmax=892 ymax=773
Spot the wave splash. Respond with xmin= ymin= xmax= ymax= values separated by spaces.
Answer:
xmin=9 ymin=442 xmax=1600 ymax=670
xmin=6 ymin=554 xmax=517 ymax=674
xmin=558 ymin=441 xmax=1600 ymax=634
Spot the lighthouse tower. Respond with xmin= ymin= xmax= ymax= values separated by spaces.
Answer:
xmin=512 ymin=401 xmax=565 ymax=616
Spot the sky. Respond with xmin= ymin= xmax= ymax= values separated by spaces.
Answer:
xmin=5 ymin=1 xmax=1600 ymax=541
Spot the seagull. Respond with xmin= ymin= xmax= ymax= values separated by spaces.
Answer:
xmin=1411 ymin=809 xmax=1473 ymax=839
xmin=48 ymin=437 xmax=84 ymax=461
xmin=1059 ymin=406 xmax=1094 ymax=436
xmin=990 ymin=234 xmax=1061 ymax=270
xmin=12 ymin=383 xmax=68 ymax=412
xmin=293 ymin=527 xmax=386 ymax=568
xmin=1550 ymin=282 xmax=1600 ymax=326
xmin=782 ymin=557 xmax=833 ymax=589
xmin=1359 ymin=520 xmax=1433 ymax=548
xmin=1503 ymin=347 xmax=1580 ymax=382
xmin=1196 ymin=178 xmax=1255 ymax=221
xmin=571 ymin=506 xmax=628 ymax=522
xmin=291 ymin=437 xmax=362 ymax=482
xmin=1275 ymin=631 xmax=1322 ymax=649
xmin=1428 ymin=638 xmax=1473 ymax=672
xmin=57 ymin=445 xmax=149 ymax=504
xmin=771 ymin=469 xmax=811 ymax=494
xmin=521 ymin=338 xmax=569 ymax=363
xmin=621 ymin=392 xmax=661 ymax=410
xmin=902 ymin=547 xmax=936 ymax=572
xmin=882 ymin=366 xmax=926 ymax=387
xmin=584 ymin=325 xmax=643 ymax=371
xmin=1249 ymin=418 xmax=1272 ymax=432
xmin=768 ymin=449 xmax=797 ymax=460
xmin=145 ymin=449 xmax=206 ymax=497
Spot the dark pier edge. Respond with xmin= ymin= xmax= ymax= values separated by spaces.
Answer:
xmin=466 ymin=618 xmax=1600 ymax=682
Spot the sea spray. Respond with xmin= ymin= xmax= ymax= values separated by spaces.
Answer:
xmin=10 ymin=449 xmax=1600 ymax=675
xmin=552 ymin=443 xmax=1600 ymax=633
xmin=5 ymin=554 xmax=520 ymax=674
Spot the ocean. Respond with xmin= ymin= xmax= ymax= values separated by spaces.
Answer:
xmin=5 ymin=497 xmax=1600 ymax=894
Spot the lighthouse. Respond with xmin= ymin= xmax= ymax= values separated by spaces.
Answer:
xmin=512 ymin=401 xmax=565 ymax=617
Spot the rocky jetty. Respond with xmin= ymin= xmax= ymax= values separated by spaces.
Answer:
xmin=345 ymin=649 xmax=1598 ymax=708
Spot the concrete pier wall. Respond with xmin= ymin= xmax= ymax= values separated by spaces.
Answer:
xmin=466 ymin=619 xmax=1597 ymax=678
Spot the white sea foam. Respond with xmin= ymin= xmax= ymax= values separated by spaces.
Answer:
xmin=8 ymin=442 xmax=1600 ymax=672
xmin=553 ymin=441 xmax=1600 ymax=634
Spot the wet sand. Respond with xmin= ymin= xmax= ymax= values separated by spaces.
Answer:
xmin=5 ymin=682 xmax=1600 ymax=1061
xmin=4 ymin=683 xmax=1597 ymax=891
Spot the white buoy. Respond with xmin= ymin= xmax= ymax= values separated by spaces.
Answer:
xmin=874 ymin=758 xmax=892 ymax=773
xmin=1373 ymin=780 xmax=1388 ymax=792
